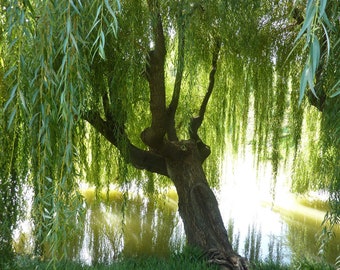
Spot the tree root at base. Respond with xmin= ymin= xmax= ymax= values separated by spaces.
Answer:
xmin=205 ymin=248 xmax=249 ymax=270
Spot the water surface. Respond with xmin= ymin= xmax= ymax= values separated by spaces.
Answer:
xmin=13 ymin=154 xmax=340 ymax=265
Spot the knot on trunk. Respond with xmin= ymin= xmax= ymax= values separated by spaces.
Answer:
xmin=205 ymin=248 xmax=249 ymax=270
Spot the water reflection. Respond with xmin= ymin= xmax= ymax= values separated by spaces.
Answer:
xmin=13 ymin=185 xmax=340 ymax=266
xmin=282 ymin=207 xmax=340 ymax=264
xmin=77 ymin=188 xmax=184 ymax=265
xmin=72 ymin=186 xmax=340 ymax=265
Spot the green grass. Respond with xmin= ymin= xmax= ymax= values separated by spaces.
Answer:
xmin=2 ymin=253 xmax=336 ymax=270
xmin=3 ymin=255 xmax=219 ymax=270
xmin=251 ymin=260 xmax=290 ymax=270
xmin=289 ymin=257 xmax=337 ymax=270
xmin=251 ymin=256 xmax=337 ymax=270
xmin=1 ymin=248 xmax=219 ymax=270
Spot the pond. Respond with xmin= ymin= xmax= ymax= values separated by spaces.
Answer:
xmin=72 ymin=186 xmax=338 ymax=265
xmin=13 ymin=155 xmax=340 ymax=266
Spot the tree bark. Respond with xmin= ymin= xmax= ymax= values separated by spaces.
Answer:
xmin=83 ymin=110 xmax=169 ymax=177
xmin=165 ymin=140 xmax=249 ymax=270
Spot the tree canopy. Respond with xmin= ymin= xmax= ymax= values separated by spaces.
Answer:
xmin=0 ymin=0 xmax=339 ymax=266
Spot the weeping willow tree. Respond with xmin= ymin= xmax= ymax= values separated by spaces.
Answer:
xmin=1 ymin=0 xmax=340 ymax=269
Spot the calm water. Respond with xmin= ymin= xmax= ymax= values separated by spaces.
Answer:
xmin=13 ymin=155 xmax=340 ymax=265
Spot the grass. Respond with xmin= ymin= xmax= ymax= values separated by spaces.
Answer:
xmin=251 ymin=257 xmax=336 ymax=270
xmin=2 ymin=256 xmax=219 ymax=270
xmin=2 ymin=252 xmax=337 ymax=270
xmin=1 ymin=248 xmax=219 ymax=270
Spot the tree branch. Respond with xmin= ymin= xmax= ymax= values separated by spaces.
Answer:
xmin=142 ymin=0 xmax=167 ymax=149
xmin=189 ymin=39 xmax=221 ymax=141
xmin=166 ymin=9 xmax=185 ymax=141
xmin=188 ymin=39 xmax=221 ymax=163
xmin=166 ymin=4 xmax=205 ymax=141
xmin=83 ymin=110 xmax=169 ymax=177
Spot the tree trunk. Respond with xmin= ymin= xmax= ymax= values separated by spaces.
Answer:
xmin=166 ymin=140 xmax=249 ymax=270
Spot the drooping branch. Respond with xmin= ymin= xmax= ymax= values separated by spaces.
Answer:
xmin=83 ymin=110 xmax=169 ymax=177
xmin=166 ymin=9 xmax=185 ymax=141
xmin=307 ymin=33 xmax=327 ymax=112
xmin=142 ymin=0 xmax=167 ymax=149
xmin=189 ymin=39 xmax=221 ymax=141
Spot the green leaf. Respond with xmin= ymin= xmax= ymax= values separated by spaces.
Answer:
xmin=4 ymin=83 xmax=19 ymax=111
xmin=23 ymin=0 xmax=36 ymax=16
xmin=100 ymin=30 xmax=105 ymax=47
xmin=7 ymin=108 xmax=17 ymax=130
xmin=8 ymin=38 xmax=18 ymax=50
xmin=70 ymin=0 xmax=81 ymax=15
xmin=20 ymin=54 xmax=25 ymax=68
xmin=329 ymin=80 xmax=340 ymax=97
xmin=330 ymin=88 xmax=340 ymax=98
xmin=306 ymin=67 xmax=317 ymax=98
xmin=19 ymin=90 xmax=29 ymax=115
xmin=294 ymin=1 xmax=316 ymax=43
xmin=104 ymin=0 xmax=117 ymax=20
xmin=321 ymin=11 xmax=332 ymax=29
xmin=321 ymin=22 xmax=331 ymax=57
xmin=110 ymin=16 xmax=118 ymax=38
xmin=19 ymin=10 xmax=25 ymax=25
xmin=311 ymin=37 xmax=320 ymax=74
xmin=98 ymin=43 xmax=106 ymax=60
xmin=319 ymin=0 xmax=327 ymax=19
xmin=98 ymin=30 xmax=106 ymax=60
xmin=86 ymin=4 xmax=102 ymax=38
xmin=43 ymin=212 xmax=52 ymax=220
xmin=87 ymin=19 xmax=101 ymax=39
xmin=63 ymin=36 xmax=69 ymax=52
xmin=116 ymin=0 xmax=121 ymax=11
xmin=77 ymin=0 xmax=83 ymax=8
xmin=4 ymin=66 xmax=17 ymax=79
xmin=299 ymin=66 xmax=308 ymax=105
xmin=70 ymin=33 xmax=79 ymax=52
xmin=66 ymin=17 xmax=72 ymax=35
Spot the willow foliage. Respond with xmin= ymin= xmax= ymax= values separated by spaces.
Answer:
xmin=1 ymin=0 xmax=121 ymax=263
xmin=292 ymin=0 xmax=340 ymax=226
xmin=0 ymin=0 xmax=340 ymax=266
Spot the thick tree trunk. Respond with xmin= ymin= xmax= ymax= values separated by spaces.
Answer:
xmin=166 ymin=140 xmax=248 ymax=270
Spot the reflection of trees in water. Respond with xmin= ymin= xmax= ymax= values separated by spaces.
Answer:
xmin=227 ymin=220 xmax=285 ymax=264
xmin=13 ymin=190 xmax=339 ymax=265
xmin=227 ymin=220 xmax=240 ymax=254
xmin=243 ymin=224 xmax=262 ymax=262
xmin=84 ymin=201 xmax=122 ymax=264
xmin=81 ymin=194 xmax=178 ymax=265
xmin=62 ymin=199 xmax=340 ymax=266
xmin=283 ymin=214 xmax=340 ymax=264
xmin=122 ymin=195 xmax=178 ymax=257
xmin=226 ymin=208 xmax=340 ymax=265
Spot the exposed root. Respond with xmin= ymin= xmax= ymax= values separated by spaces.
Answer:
xmin=205 ymin=248 xmax=249 ymax=270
